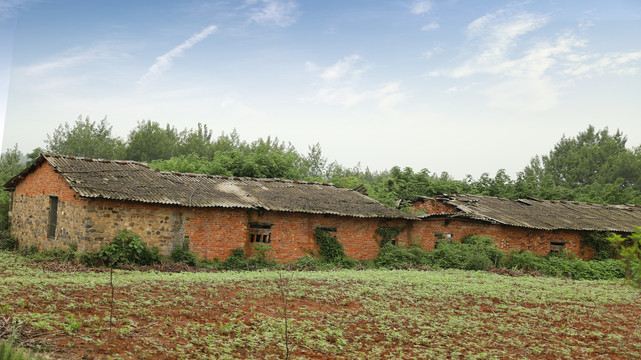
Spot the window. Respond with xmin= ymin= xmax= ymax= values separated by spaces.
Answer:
xmin=433 ymin=232 xmax=453 ymax=249
xmin=549 ymin=241 xmax=566 ymax=253
xmin=48 ymin=196 xmax=58 ymax=239
xmin=249 ymin=223 xmax=272 ymax=243
xmin=377 ymin=227 xmax=403 ymax=246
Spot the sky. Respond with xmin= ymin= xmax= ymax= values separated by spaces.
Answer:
xmin=1 ymin=0 xmax=640 ymax=179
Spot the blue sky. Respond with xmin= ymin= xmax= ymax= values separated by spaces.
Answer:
xmin=1 ymin=0 xmax=640 ymax=179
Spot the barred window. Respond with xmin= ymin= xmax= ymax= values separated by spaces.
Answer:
xmin=549 ymin=241 xmax=566 ymax=253
xmin=249 ymin=223 xmax=272 ymax=243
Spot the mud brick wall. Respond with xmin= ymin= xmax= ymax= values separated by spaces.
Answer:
xmin=411 ymin=217 xmax=590 ymax=259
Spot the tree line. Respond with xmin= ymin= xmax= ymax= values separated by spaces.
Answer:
xmin=1 ymin=116 xmax=640 ymax=229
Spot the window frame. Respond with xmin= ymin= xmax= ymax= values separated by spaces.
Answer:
xmin=249 ymin=222 xmax=272 ymax=244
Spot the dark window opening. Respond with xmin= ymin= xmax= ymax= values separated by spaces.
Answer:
xmin=549 ymin=241 xmax=566 ymax=253
xmin=48 ymin=196 xmax=58 ymax=239
xmin=249 ymin=222 xmax=272 ymax=243
xmin=316 ymin=226 xmax=337 ymax=233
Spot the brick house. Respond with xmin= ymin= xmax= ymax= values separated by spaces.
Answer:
xmin=411 ymin=194 xmax=641 ymax=259
xmin=4 ymin=154 xmax=414 ymax=262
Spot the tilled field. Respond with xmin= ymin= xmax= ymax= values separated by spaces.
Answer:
xmin=1 ymin=252 xmax=640 ymax=359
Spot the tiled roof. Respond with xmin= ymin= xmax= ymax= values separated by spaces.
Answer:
xmin=5 ymin=154 xmax=411 ymax=219
xmin=421 ymin=194 xmax=641 ymax=232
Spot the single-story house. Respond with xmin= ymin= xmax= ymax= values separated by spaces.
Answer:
xmin=411 ymin=194 xmax=641 ymax=259
xmin=4 ymin=154 xmax=415 ymax=262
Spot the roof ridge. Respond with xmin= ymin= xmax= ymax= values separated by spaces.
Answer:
xmin=43 ymin=153 xmax=150 ymax=168
xmin=156 ymin=169 xmax=337 ymax=187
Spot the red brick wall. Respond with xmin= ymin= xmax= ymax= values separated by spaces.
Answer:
xmin=411 ymin=217 xmax=592 ymax=259
xmin=10 ymin=161 xmax=595 ymax=262
xmin=411 ymin=198 xmax=458 ymax=214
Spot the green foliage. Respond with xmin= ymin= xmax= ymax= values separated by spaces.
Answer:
xmin=375 ymin=227 xmax=404 ymax=248
xmin=125 ymin=120 xmax=180 ymax=162
xmin=581 ymin=231 xmax=616 ymax=260
xmin=0 ymin=341 xmax=43 ymax=360
xmin=0 ymin=229 xmax=18 ymax=251
xmin=609 ymin=228 xmax=641 ymax=287
xmin=374 ymin=242 xmax=429 ymax=268
xmin=0 ymin=146 xmax=25 ymax=230
xmin=503 ymin=250 xmax=627 ymax=280
xmin=246 ymin=243 xmax=279 ymax=269
xmin=428 ymin=237 xmax=500 ymax=271
xmin=82 ymin=230 xmax=160 ymax=267
xmin=170 ymin=238 xmax=199 ymax=266
xmin=222 ymin=248 xmax=249 ymax=270
xmin=24 ymin=243 xmax=78 ymax=262
xmin=314 ymin=228 xmax=347 ymax=264
xmin=44 ymin=116 xmax=125 ymax=159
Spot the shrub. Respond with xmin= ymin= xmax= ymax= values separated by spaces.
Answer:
xmin=170 ymin=238 xmax=199 ymax=266
xmin=30 ymin=243 xmax=77 ymax=262
xmin=374 ymin=243 xmax=428 ymax=268
xmin=609 ymin=227 xmax=641 ymax=287
xmin=222 ymin=248 xmax=248 ymax=270
xmin=582 ymin=231 xmax=616 ymax=260
xmin=246 ymin=243 xmax=279 ymax=269
xmin=314 ymin=228 xmax=348 ymax=264
xmin=461 ymin=234 xmax=503 ymax=267
xmin=0 ymin=229 xmax=18 ymax=251
xmin=85 ymin=230 xmax=160 ymax=267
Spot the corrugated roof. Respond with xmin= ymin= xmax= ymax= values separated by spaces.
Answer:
xmin=4 ymin=154 xmax=411 ymax=219
xmin=422 ymin=194 xmax=641 ymax=232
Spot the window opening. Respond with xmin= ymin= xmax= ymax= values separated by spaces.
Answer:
xmin=433 ymin=232 xmax=453 ymax=249
xmin=377 ymin=227 xmax=403 ymax=246
xmin=48 ymin=196 xmax=58 ymax=239
xmin=549 ymin=241 xmax=566 ymax=253
xmin=249 ymin=222 xmax=272 ymax=243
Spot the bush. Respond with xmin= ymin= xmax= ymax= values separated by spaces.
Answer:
xmin=504 ymin=249 xmax=627 ymax=280
xmin=82 ymin=230 xmax=160 ymax=267
xmin=170 ymin=238 xmax=199 ymax=266
xmin=0 ymin=229 xmax=18 ymax=251
xmin=222 ymin=248 xmax=248 ymax=270
xmin=608 ymin=228 xmax=641 ymax=287
xmin=30 ymin=243 xmax=77 ymax=262
xmin=374 ymin=243 xmax=428 ymax=268
xmin=246 ymin=243 xmax=279 ymax=269
xmin=315 ymin=228 xmax=347 ymax=263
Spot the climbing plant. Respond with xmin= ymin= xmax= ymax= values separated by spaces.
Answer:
xmin=314 ymin=227 xmax=346 ymax=263
xmin=375 ymin=227 xmax=404 ymax=247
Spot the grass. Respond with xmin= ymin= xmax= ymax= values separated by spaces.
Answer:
xmin=0 ymin=251 xmax=640 ymax=359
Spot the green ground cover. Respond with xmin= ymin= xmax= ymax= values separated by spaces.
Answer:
xmin=1 ymin=251 xmax=640 ymax=359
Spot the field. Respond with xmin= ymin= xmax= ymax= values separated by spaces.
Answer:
xmin=1 ymin=252 xmax=640 ymax=360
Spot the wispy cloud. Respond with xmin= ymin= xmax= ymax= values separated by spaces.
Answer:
xmin=248 ymin=0 xmax=299 ymax=27
xmin=421 ymin=22 xmax=439 ymax=31
xmin=139 ymin=25 xmax=217 ymax=84
xmin=305 ymin=55 xmax=405 ymax=109
xmin=0 ymin=0 xmax=38 ymax=21
xmin=411 ymin=1 xmax=432 ymax=15
xmin=430 ymin=6 xmax=641 ymax=111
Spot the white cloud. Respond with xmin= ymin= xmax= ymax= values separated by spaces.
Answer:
xmin=430 ymin=6 xmax=641 ymax=111
xmin=139 ymin=25 xmax=217 ymax=84
xmin=22 ymin=45 xmax=121 ymax=77
xmin=305 ymin=55 xmax=405 ymax=109
xmin=421 ymin=22 xmax=439 ymax=31
xmin=411 ymin=1 xmax=431 ymax=15
xmin=248 ymin=0 xmax=299 ymax=27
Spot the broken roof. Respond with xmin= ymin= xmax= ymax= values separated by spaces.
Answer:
xmin=4 ymin=154 xmax=410 ymax=219
xmin=419 ymin=194 xmax=641 ymax=232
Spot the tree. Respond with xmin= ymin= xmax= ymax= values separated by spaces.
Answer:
xmin=45 ymin=116 xmax=125 ymax=159
xmin=125 ymin=120 xmax=180 ymax=162
xmin=176 ymin=123 xmax=213 ymax=158
xmin=0 ymin=145 xmax=25 ymax=230
xmin=534 ymin=125 xmax=633 ymax=189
